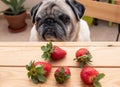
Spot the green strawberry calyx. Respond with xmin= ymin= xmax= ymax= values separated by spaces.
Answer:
xmin=41 ymin=41 xmax=53 ymax=60
xmin=55 ymin=67 xmax=70 ymax=84
xmin=26 ymin=61 xmax=46 ymax=84
xmin=93 ymin=73 xmax=105 ymax=87
xmin=74 ymin=52 xmax=92 ymax=68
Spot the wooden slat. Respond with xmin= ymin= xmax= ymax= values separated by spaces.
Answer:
xmin=0 ymin=46 xmax=120 ymax=67
xmin=77 ymin=0 xmax=120 ymax=23
xmin=0 ymin=67 xmax=120 ymax=87
xmin=0 ymin=42 xmax=120 ymax=47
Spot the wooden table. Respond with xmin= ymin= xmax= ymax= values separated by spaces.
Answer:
xmin=0 ymin=42 xmax=120 ymax=87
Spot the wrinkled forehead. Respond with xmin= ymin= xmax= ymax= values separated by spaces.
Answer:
xmin=37 ymin=0 xmax=76 ymax=20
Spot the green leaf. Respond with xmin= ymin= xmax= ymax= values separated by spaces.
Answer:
xmin=49 ymin=49 xmax=53 ymax=53
xmin=93 ymin=73 xmax=105 ymax=87
xmin=1 ymin=0 xmax=11 ymax=5
xmin=42 ymin=52 xmax=51 ymax=60
xmin=87 ymin=52 xmax=92 ymax=58
xmin=80 ymin=62 xmax=86 ymax=68
xmin=32 ymin=77 xmax=39 ymax=84
xmin=37 ymin=75 xmax=46 ymax=83
xmin=17 ymin=7 xmax=25 ymax=14
xmin=47 ymin=42 xmax=52 ymax=50
xmin=26 ymin=65 xmax=31 ymax=71
xmin=36 ymin=65 xmax=45 ymax=75
xmin=56 ymin=77 xmax=64 ymax=84
xmin=41 ymin=42 xmax=53 ymax=52
xmin=1 ymin=0 xmax=26 ymax=15
xmin=60 ymin=67 xmax=64 ymax=74
xmin=29 ymin=61 xmax=34 ymax=67
xmin=93 ymin=81 xmax=101 ymax=87
xmin=47 ymin=53 xmax=51 ymax=59
xmin=26 ymin=61 xmax=35 ymax=70
xmin=82 ymin=55 xmax=89 ymax=59
xmin=1 ymin=0 xmax=15 ymax=13
xmin=10 ymin=0 xmax=17 ymax=10
xmin=17 ymin=0 xmax=25 ymax=8
xmin=42 ymin=53 xmax=49 ymax=60
xmin=95 ymin=73 xmax=105 ymax=82
xmin=86 ymin=61 xmax=92 ymax=66
xmin=27 ymin=72 xmax=32 ymax=78
xmin=80 ymin=54 xmax=91 ymax=60
xmin=41 ymin=41 xmax=53 ymax=60
xmin=65 ymin=74 xmax=70 ymax=79
xmin=41 ymin=46 xmax=49 ymax=52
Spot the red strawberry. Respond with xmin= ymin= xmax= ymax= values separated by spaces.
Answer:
xmin=41 ymin=42 xmax=66 ymax=61
xmin=26 ymin=61 xmax=52 ymax=84
xmin=80 ymin=66 xmax=105 ymax=87
xmin=34 ymin=61 xmax=52 ymax=76
xmin=51 ymin=46 xmax=66 ymax=60
xmin=54 ymin=66 xmax=71 ymax=84
xmin=74 ymin=48 xmax=92 ymax=67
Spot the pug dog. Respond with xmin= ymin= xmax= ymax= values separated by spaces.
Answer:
xmin=29 ymin=0 xmax=91 ymax=42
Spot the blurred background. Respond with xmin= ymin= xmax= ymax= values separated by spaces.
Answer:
xmin=0 ymin=0 xmax=119 ymax=42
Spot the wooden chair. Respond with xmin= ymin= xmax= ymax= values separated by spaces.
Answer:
xmin=77 ymin=0 xmax=120 ymax=41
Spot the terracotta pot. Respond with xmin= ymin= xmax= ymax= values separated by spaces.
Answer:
xmin=4 ymin=11 xmax=27 ymax=33
xmin=115 ymin=0 xmax=120 ymax=5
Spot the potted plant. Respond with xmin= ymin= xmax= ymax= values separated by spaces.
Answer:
xmin=1 ymin=0 xmax=27 ymax=33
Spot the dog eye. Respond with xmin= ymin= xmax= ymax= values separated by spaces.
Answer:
xmin=59 ymin=14 xmax=70 ymax=24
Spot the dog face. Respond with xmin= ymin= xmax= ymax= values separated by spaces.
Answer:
xmin=31 ymin=0 xmax=85 ymax=41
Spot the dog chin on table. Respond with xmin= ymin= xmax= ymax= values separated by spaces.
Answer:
xmin=29 ymin=0 xmax=91 ymax=42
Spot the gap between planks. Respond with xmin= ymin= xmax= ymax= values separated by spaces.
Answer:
xmin=0 ymin=65 xmax=120 ymax=68
xmin=0 ymin=42 xmax=120 ymax=47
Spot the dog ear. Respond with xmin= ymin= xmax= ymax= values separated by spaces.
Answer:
xmin=66 ymin=0 xmax=85 ymax=21
xmin=31 ymin=2 xmax=43 ymax=23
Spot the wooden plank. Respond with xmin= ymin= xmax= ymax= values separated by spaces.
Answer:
xmin=0 ymin=42 xmax=120 ymax=47
xmin=0 ymin=67 xmax=120 ymax=87
xmin=0 ymin=46 xmax=120 ymax=67
xmin=77 ymin=0 xmax=120 ymax=23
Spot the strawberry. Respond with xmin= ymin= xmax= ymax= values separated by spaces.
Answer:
xmin=74 ymin=48 xmax=92 ymax=68
xmin=26 ymin=61 xmax=52 ymax=84
xmin=41 ymin=42 xmax=66 ymax=61
xmin=80 ymin=66 xmax=105 ymax=87
xmin=54 ymin=66 xmax=71 ymax=84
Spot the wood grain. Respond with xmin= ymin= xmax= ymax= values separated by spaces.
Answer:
xmin=77 ymin=0 xmax=120 ymax=23
xmin=0 ymin=46 xmax=120 ymax=67
xmin=0 ymin=67 xmax=120 ymax=87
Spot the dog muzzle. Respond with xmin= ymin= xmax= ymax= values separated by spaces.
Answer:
xmin=37 ymin=18 xmax=66 ymax=41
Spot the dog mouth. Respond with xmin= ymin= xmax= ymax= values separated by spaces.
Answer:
xmin=36 ymin=18 xmax=67 ymax=41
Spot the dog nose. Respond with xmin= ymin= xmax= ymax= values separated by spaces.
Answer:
xmin=45 ymin=18 xmax=55 ymax=25
xmin=43 ymin=28 xmax=57 ymax=40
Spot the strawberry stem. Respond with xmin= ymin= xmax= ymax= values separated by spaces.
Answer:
xmin=26 ymin=61 xmax=46 ymax=84
xmin=78 ymin=54 xmax=92 ymax=68
xmin=55 ymin=67 xmax=70 ymax=84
